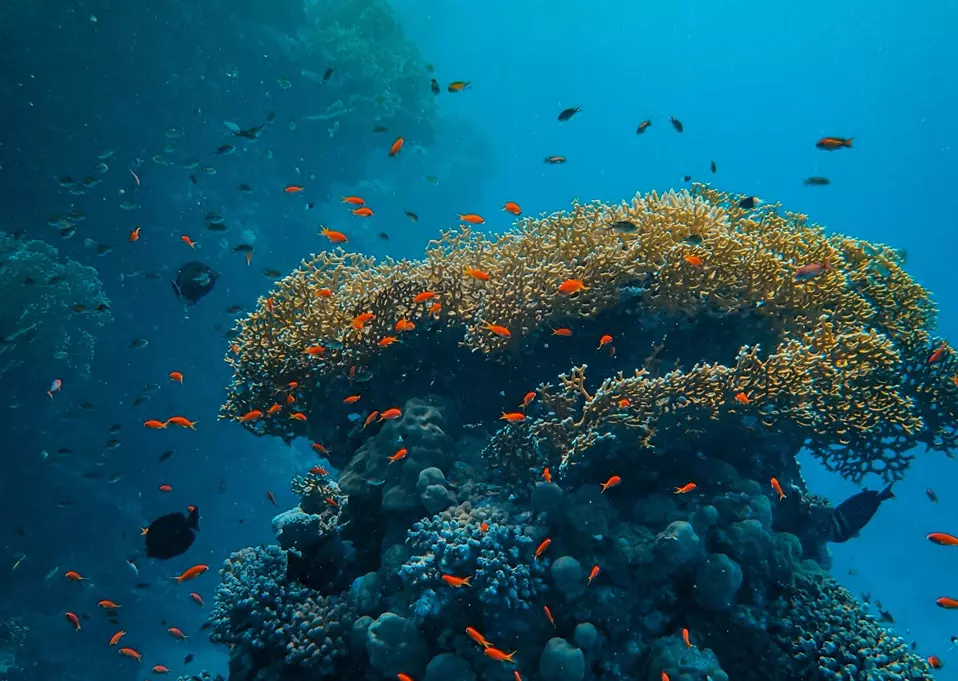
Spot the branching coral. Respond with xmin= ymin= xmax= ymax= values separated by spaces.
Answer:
xmin=0 ymin=232 xmax=111 ymax=382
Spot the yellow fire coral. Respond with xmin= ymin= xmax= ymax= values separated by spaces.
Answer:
xmin=222 ymin=186 xmax=955 ymax=481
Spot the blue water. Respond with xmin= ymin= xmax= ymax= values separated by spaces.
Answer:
xmin=2 ymin=0 xmax=956 ymax=679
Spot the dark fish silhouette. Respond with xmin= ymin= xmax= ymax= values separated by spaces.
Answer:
xmin=558 ymin=106 xmax=581 ymax=122
xmin=145 ymin=507 xmax=200 ymax=559
xmin=738 ymin=196 xmax=761 ymax=209
xmin=323 ymin=67 xmax=334 ymax=83
xmin=670 ymin=116 xmax=684 ymax=133
xmin=804 ymin=176 xmax=831 ymax=186
xmin=431 ymin=79 xmax=440 ymax=95
xmin=828 ymin=484 xmax=894 ymax=543
xmin=171 ymin=262 xmax=218 ymax=305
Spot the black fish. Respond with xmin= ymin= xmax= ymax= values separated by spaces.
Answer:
xmin=190 ymin=175 xmax=198 ymax=185
xmin=558 ymin=106 xmax=581 ymax=122
xmin=608 ymin=220 xmax=638 ymax=234
xmin=237 ymin=184 xmax=252 ymax=191
xmin=135 ymin=582 xmax=151 ymax=589
xmin=683 ymin=175 xmax=692 ymax=182
xmin=262 ymin=268 xmax=282 ymax=278
xmin=404 ymin=210 xmax=418 ymax=222
xmin=710 ymin=160 xmax=717 ymax=173
xmin=132 ymin=395 xmax=150 ymax=408
xmin=145 ymin=507 xmax=200 ymax=559
xmin=215 ymin=144 xmax=235 ymax=155
xmin=804 ymin=176 xmax=831 ymax=186
xmin=926 ymin=488 xmax=938 ymax=504
xmin=544 ymin=156 xmax=567 ymax=164
xmin=377 ymin=232 xmax=390 ymax=241
xmin=200 ymin=622 xmax=212 ymax=631
xmin=171 ymin=262 xmax=218 ymax=305
xmin=323 ymin=67 xmax=334 ymax=83
xmin=828 ymin=484 xmax=894 ymax=543
xmin=372 ymin=126 xmax=388 ymax=134
xmin=306 ymin=202 xmax=316 ymax=210
xmin=636 ymin=120 xmax=651 ymax=135
xmin=184 ymin=654 xmax=194 ymax=664
xmin=130 ymin=338 xmax=149 ymax=349
xmin=159 ymin=450 xmax=175 ymax=463
xmin=431 ymin=79 xmax=440 ymax=95
xmin=670 ymin=116 xmax=683 ymax=133
xmin=738 ymin=196 xmax=760 ymax=209
xmin=226 ymin=305 xmax=243 ymax=313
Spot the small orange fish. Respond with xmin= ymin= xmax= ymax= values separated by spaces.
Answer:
xmin=65 ymin=612 xmax=81 ymax=631
xmin=397 ymin=674 xmax=414 ymax=681
xmin=389 ymin=448 xmax=408 ymax=464
xmin=388 ymin=137 xmax=404 ymax=157
xmin=928 ymin=656 xmax=943 ymax=670
xmin=321 ymin=227 xmax=348 ymax=243
xmin=167 ymin=416 xmax=198 ymax=430
xmin=159 ymin=484 xmax=173 ymax=492
xmin=484 ymin=648 xmax=516 ymax=663
xmin=661 ymin=673 xmax=671 ymax=681
xmin=542 ymin=467 xmax=552 ymax=484
xmin=109 ymin=630 xmax=126 ymax=646
xmin=380 ymin=408 xmax=402 ymax=421
xmin=413 ymin=291 xmax=436 ymax=304
xmin=64 ymin=570 xmax=87 ymax=582
xmin=815 ymin=136 xmax=853 ymax=150
xmin=682 ymin=627 xmax=692 ymax=648
xmin=588 ymin=564 xmax=600 ymax=584
xmin=144 ymin=419 xmax=168 ymax=429
xmin=465 ymin=267 xmax=491 ymax=281
xmin=485 ymin=322 xmax=511 ymax=337
xmin=118 ymin=647 xmax=142 ymax=661
xmin=617 ymin=398 xmax=630 ymax=408
xmin=181 ymin=235 xmax=197 ymax=248
xmin=466 ymin=626 xmax=492 ymax=648
xmin=521 ymin=391 xmax=536 ymax=409
xmin=265 ymin=297 xmax=274 ymax=314
xmin=502 ymin=202 xmax=521 ymax=215
xmin=927 ymin=533 xmax=958 ymax=546
xmin=544 ymin=155 xmax=567 ymax=164
xmin=928 ymin=342 xmax=951 ymax=365
xmin=169 ymin=371 xmax=184 ymax=384
xmin=600 ymin=475 xmax=621 ymax=493
xmin=352 ymin=312 xmax=375 ymax=329
xmin=734 ymin=392 xmax=750 ymax=405
xmin=535 ymin=538 xmax=552 ymax=559
xmin=289 ymin=412 xmax=307 ymax=422
xmin=441 ymin=574 xmax=472 ymax=588
xmin=316 ymin=288 xmax=333 ymax=298
xmin=395 ymin=319 xmax=416 ymax=332
xmin=153 ymin=665 xmax=170 ymax=674
xmin=341 ymin=196 xmax=365 ymax=206
xmin=458 ymin=213 xmax=485 ymax=224
xmin=344 ymin=394 xmax=362 ymax=404
xmin=364 ymin=411 xmax=380 ymax=428
xmin=794 ymin=260 xmax=830 ymax=281
xmin=129 ymin=226 xmax=141 ymax=242
xmin=428 ymin=302 xmax=442 ymax=314
xmin=447 ymin=81 xmax=471 ymax=93
xmin=684 ymin=255 xmax=703 ymax=267
xmin=378 ymin=336 xmax=399 ymax=347
xmin=175 ymin=564 xmax=209 ymax=583
xmin=674 ymin=482 xmax=697 ymax=494
xmin=770 ymin=477 xmax=786 ymax=501
xmin=544 ymin=605 xmax=555 ymax=627
xmin=480 ymin=521 xmax=489 ymax=533
xmin=598 ymin=334 xmax=613 ymax=349
xmin=552 ymin=328 xmax=573 ymax=337
xmin=189 ymin=592 xmax=204 ymax=606
xmin=98 ymin=600 xmax=121 ymax=609
xmin=168 ymin=627 xmax=188 ymax=639
xmin=501 ymin=412 xmax=526 ymax=423
xmin=311 ymin=444 xmax=329 ymax=456
xmin=238 ymin=410 xmax=263 ymax=423
xmin=284 ymin=185 xmax=305 ymax=193
xmin=310 ymin=466 xmax=329 ymax=476
xmin=937 ymin=597 xmax=958 ymax=609
xmin=352 ymin=207 xmax=374 ymax=217
xmin=304 ymin=345 xmax=325 ymax=356
xmin=515 ymin=673 xmax=523 ymax=681
xmin=557 ymin=279 xmax=587 ymax=295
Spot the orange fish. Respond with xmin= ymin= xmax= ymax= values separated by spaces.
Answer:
xmin=600 ymin=475 xmax=621 ymax=493
xmin=168 ymin=627 xmax=188 ymax=639
xmin=344 ymin=394 xmax=362 ymax=404
xmin=544 ymin=156 xmax=566 ymax=164
xmin=428 ymin=302 xmax=442 ymax=315
xmin=389 ymin=448 xmax=408 ymax=464
xmin=159 ymin=484 xmax=173 ymax=492
xmin=189 ymin=592 xmax=204 ymax=606
xmin=167 ymin=416 xmax=198 ymax=430
xmin=321 ymin=227 xmax=348 ymax=243
xmin=928 ymin=342 xmax=951 ymax=365
xmin=485 ymin=322 xmax=511 ymax=337
xmin=378 ymin=336 xmax=399 ymax=347
xmin=588 ymin=564 xmax=600 ymax=584
xmin=144 ymin=419 xmax=168 ymax=429
xmin=352 ymin=207 xmax=374 ymax=217
xmin=380 ymin=408 xmax=402 ymax=421
xmin=364 ymin=411 xmax=380 ymax=428
xmin=181 ymin=235 xmax=197 ymax=248
xmin=661 ymin=673 xmax=671 ymax=681
xmin=316 ymin=288 xmax=333 ymax=298
xmin=521 ymin=391 xmax=536 ymax=409
xmin=175 ymin=564 xmax=209 ymax=583
xmin=927 ymin=533 xmax=958 ymax=546
xmin=938 ymin=597 xmax=958 ymax=609
xmin=458 ymin=213 xmax=485 ymax=224
xmin=388 ymin=137 xmax=404 ymax=157
xmin=98 ymin=600 xmax=121 ymax=609
xmin=515 ymin=673 xmax=523 ymax=681
xmin=534 ymin=538 xmax=552 ymax=559
xmin=265 ymin=297 xmax=274 ymax=314
xmin=169 ymin=371 xmax=184 ymax=384
xmin=928 ymin=656 xmax=943 ymax=670
xmin=502 ymin=202 xmax=521 ymax=215
xmin=552 ymin=328 xmax=573 ymax=337
xmin=413 ymin=291 xmax=436 ymax=304
xmin=311 ymin=444 xmax=329 ymax=456
xmin=544 ymin=605 xmax=555 ymax=627
xmin=352 ymin=312 xmax=375 ymax=329
xmin=310 ymin=466 xmax=329 ymax=476
xmin=304 ymin=345 xmax=325 ymax=356
xmin=341 ymin=196 xmax=365 ymax=206
xmin=484 ymin=648 xmax=516 ymax=663
xmin=734 ymin=392 xmax=750 ymax=405
xmin=542 ymin=468 xmax=552 ymax=484
xmin=289 ymin=412 xmax=307 ymax=422
xmin=284 ymin=185 xmax=305 ymax=193
xmin=153 ymin=665 xmax=170 ymax=674
xmin=682 ymin=627 xmax=693 ymax=648
xmin=64 ymin=571 xmax=87 ymax=582
xmin=397 ymin=674 xmax=414 ymax=681
xmin=447 ymin=81 xmax=471 ymax=93
xmin=238 ymin=410 xmax=263 ymax=423
xmin=770 ymin=478 xmax=786 ymax=501
xmin=441 ymin=574 xmax=471 ymax=588
xmin=395 ymin=319 xmax=416 ymax=332
xmin=118 ymin=647 xmax=142 ymax=661
xmin=466 ymin=626 xmax=492 ymax=648
xmin=794 ymin=260 xmax=830 ymax=281
xmin=618 ymin=398 xmax=630 ymax=409
xmin=674 ymin=482 xmax=697 ymax=494
xmin=684 ymin=255 xmax=703 ymax=267
xmin=480 ymin=521 xmax=489 ymax=533
xmin=465 ymin=267 xmax=491 ymax=281
xmin=65 ymin=612 xmax=81 ymax=631
xmin=598 ymin=334 xmax=613 ymax=349
xmin=129 ymin=226 xmax=141 ymax=242
xmin=815 ymin=136 xmax=853 ymax=150
xmin=501 ymin=412 xmax=526 ymax=423
xmin=557 ymin=279 xmax=587 ymax=295
xmin=109 ymin=630 xmax=126 ymax=646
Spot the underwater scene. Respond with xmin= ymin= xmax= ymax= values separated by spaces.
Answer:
xmin=1 ymin=1 xmax=956 ymax=680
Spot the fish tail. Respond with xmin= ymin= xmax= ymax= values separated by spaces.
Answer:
xmin=879 ymin=483 xmax=895 ymax=501
xmin=844 ymin=138 xmax=853 ymax=147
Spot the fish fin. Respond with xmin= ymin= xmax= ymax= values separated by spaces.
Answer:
xmin=879 ymin=483 xmax=895 ymax=501
xmin=844 ymin=138 xmax=853 ymax=147
xmin=170 ymin=280 xmax=182 ymax=298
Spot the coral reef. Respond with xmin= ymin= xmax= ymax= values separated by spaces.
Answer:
xmin=0 ymin=617 xmax=27 ymax=674
xmin=0 ymin=232 xmax=111 ymax=382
